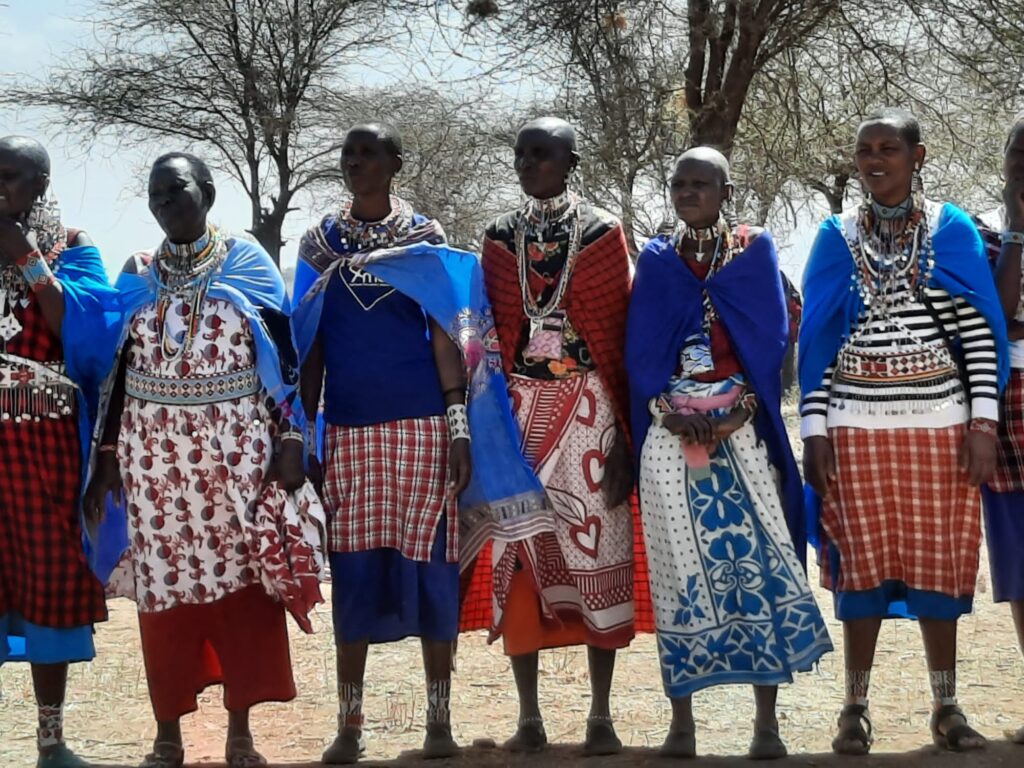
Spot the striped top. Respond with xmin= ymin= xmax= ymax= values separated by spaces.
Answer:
xmin=801 ymin=205 xmax=999 ymax=437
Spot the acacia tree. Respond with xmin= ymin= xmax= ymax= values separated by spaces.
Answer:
xmin=4 ymin=0 xmax=422 ymax=262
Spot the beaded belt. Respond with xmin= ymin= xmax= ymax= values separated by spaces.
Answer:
xmin=125 ymin=367 xmax=261 ymax=405
xmin=835 ymin=347 xmax=957 ymax=384
xmin=0 ymin=355 xmax=77 ymax=420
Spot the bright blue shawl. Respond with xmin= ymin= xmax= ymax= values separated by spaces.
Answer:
xmin=625 ymin=232 xmax=806 ymax=562
xmin=89 ymin=237 xmax=301 ymax=582
xmin=292 ymin=241 xmax=549 ymax=564
xmin=799 ymin=202 xmax=1010 ymax=546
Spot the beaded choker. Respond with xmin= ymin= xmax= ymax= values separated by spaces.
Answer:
xmin=154 ymin=227 xmax=227 ymax=361
xmin=871 ymin=196 xmax=914 ymax=220
xmin=523 ymin=191 xmax=575 ymax=229
xmin=674 ymin=220 xmax=727 ymax=263
xmin=336 ymin=196 xmax=414 ymax=252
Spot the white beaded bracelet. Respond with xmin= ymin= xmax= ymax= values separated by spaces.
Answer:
xmin=1001 ymin=230 xmax=1024 ymax=246
xmin=446 ymin=403 xmax=471 ymax=442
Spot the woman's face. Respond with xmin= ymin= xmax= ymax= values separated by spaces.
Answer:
xmin=514 ymin=128 xmax=574 ymax=200
xmin=340 ymin=130 xmax=399 ymax=199
xmin=1005 ymin=125 xmax=1024 ymax=185
xmin=669 ymin=158 xmax=729 ymax=229
xmin=0 ymin=150 xmax=47 ymax=219
xmin=148 ymin=158 xmax=211 ymax=243
xmin=855 ymin=120 xmax=925 ymax=206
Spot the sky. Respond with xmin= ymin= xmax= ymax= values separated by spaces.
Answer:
xmin=1 ymin=0 xmax=822 ymax=283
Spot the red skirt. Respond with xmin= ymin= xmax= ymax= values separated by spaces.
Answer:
xmin=138 ymin=585 xmax=296 ymax=720
xmin=820 ymin=425 xmax=981 ymax=599
xmin=990 ymin=369 xmax=1024 ymax=492
xmin=0 ymin=415 xmax=106 ymax=628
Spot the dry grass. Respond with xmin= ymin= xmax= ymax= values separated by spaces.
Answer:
xmin=3 ymin=402 xmax=1024 ymax=766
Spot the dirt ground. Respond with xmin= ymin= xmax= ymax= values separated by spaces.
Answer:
xmin=3 ymin=404 xmax=1024 ymax=767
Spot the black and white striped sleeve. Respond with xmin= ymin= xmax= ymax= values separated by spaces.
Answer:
xmin=800 ymin=365 xmax=834 ymax=439
xmin=951 ymin=293 xmax=999 ymax=421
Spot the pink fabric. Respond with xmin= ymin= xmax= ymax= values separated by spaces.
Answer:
xmin=668 ymin=388 xmax=742 ymax=470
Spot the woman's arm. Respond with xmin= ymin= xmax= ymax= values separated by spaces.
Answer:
xmin=430 ymin=318 xmax=471 ymax=498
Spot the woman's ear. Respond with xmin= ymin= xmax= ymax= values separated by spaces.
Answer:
xmin=204 ymin=181 xmax=217 ymax=211
xmin=915 ymin=143 xmax=927 ymax=171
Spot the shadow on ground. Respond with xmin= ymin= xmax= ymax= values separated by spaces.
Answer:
xmin=93 ymin=740 xmax=1024 ymax=767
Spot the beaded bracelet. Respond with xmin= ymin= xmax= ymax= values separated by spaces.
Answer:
xmin=280 ymin=432 xmax=304 ymax=444
xmin=1001 ymin=231 xmax=1024 ymax=246
xmin=446 ymin=403 xmax=470 ymax=442
xmin=17 ymin=249 xmax=57 ymax=292
xmin=98 ymin=444 xmax=117 ymax=453
xmin=969 ymin=418 xmax=998 ymax=436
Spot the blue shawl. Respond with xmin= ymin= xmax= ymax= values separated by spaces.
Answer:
xmin=38 ymin=246 xmax=121 ymax=580
xmin=89 ymin=237 xmax=301 ymax=582
xmin=292 ymin=241 xmax=549 ymax=563
xmin=799 ymin=202 xmax=1010 ymax=546
xmin=625 ymin=232 xmax=806 ymax=562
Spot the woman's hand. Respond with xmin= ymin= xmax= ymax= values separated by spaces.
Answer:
xmin=662 ymin=412 xmax=715 ymax=445
xmin=266 ymin=439 xmax=305 ymax=493
xmin=84 ymin=451 xmax=122 ymax=528
xmin=0 ymin=218 xmax=34 ymax=265
xmin=803 ymin=435 xmax=836 ymax=498
xmin=960 ymin=426 xmax=998 ymax=486
xmin=601 ymin=430 xmax=634 ymax=508
xmin=447 ymin=438 xmax=472 ymax=500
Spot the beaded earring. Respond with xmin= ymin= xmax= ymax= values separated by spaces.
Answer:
xmin=23 ymin=192 xmax=65 ymax=257
xmin=911 ymin=165 xmax=925 ymax=211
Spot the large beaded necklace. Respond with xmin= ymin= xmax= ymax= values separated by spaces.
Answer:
xmin=851 ymin=196 xmax=932 ymax=304
xmin=153 ymin=227 xmax=226 ymax=362
xmin=673 ymin=218 xmax=738 ymax=336
xmin=515 ymin=190 xmax=583 ymax=322
xmin=335 ymin=196 xmax=414 ymax=252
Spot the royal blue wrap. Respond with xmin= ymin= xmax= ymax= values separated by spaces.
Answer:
xmin=798 ymin=202 xmax=1009 ymax=547
xmin=625 ymin=232 xmax=806 ymax=563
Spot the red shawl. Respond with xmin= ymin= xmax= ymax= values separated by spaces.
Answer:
xmin=481 ymin=225 xmax=633 ymax=439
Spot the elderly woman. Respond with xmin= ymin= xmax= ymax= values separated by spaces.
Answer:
xmin=801 ymin=108 xmax=1007 ymax=754
xmin=626 ymin=147 xmax=831 ymax=760
xmin=86 ymin=152 xmax=322 ymax=768
xmin=0 ymin=136 xmax=118 ymax=768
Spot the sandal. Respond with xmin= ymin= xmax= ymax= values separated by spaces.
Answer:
xmin=138 ymin=742 xmax=184 ymax=768
xmin=322 ymin=727 xmax=366 ymax=765
xmin=225 ymin=736 xmax=268 ymax=768
xmin=504 ymin=716 xmax=547 ymax=753
xmin=659 ymin=729 xmax=696 ymax=758
xmin=748 ymin=723 xmax=787 ymax=760
xmin=36 ymin=743 xmax=92 ymax=768
xmin=582 ymin=715 xmax=622 ymax=757
xmin=831 ymin=704 xmax=873 ymax=756
xmin=931 ymin=704 xmax=986 ymax=752
xmin=422 ymin=723 xmax=459 ymax=760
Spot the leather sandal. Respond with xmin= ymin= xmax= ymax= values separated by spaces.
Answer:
xmin=931 ymin=704 xmax=986 ymax=752
xmin=831 ymin=704 xmax=873 ymax=756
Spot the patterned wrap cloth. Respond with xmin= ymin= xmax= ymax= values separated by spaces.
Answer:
xmin=460 ymin=206 xmax=655 ymax=648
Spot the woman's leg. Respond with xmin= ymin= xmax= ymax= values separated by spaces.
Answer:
xmin=583 ymin=646 xmax=621 ymax=754
xmin=833 ymin=617 xmax=881 ymax=754
xmin=504 ymin=652 xmax=546 ymax=751
xmin=322 ymin=640 xmax=369 ymax=764
xmin=920 ymin=618 xmax=985 ymax=750
xmin=421 ymin=639 xmax=457 ymax=758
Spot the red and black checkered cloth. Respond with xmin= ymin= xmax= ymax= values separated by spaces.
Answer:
xmin=819 ymin=425 xmax=981 ymax=599
xmin=323 ymin=416 xmax=456 ymax=561
xmin=468 ymin=222 xmax=654 ymax=635
xmin=0 ymin=289 xmax=106 ymax=629
xmin=990 ymin=369 xmax=1024 ymax=492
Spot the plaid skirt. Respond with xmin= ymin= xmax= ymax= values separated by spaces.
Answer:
xmin=0 ymin=415 xmax=106 ymax=629
xmin=990 ymin=369 xmax=1024 ymax=492
xmin=324 ymin=416 xmax=455 ymax=561
xmin=820 ymin=425 xmax=980 ymax=603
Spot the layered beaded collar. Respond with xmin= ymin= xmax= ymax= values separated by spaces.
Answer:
xmin=522 ymin=190 xmax=579 ymax=231
xmin=336 ymin=196 xmax=414 ymax=252
xmin=870 ymin=195 xmax=914 ymax=220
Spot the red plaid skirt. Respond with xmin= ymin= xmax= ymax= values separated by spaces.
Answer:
xmin=820 ymin=425 xmax=981 ymax=599
xmin=990 ymin=369 xmax=1024 ymax=492
xmin=0 ymin=295 xmax=106 ymax=629
xmin=323 ymin=416 xmax=455 ymax=561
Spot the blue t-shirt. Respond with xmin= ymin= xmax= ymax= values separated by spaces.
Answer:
xmin=318 ymin=213 xmax=445 ymax=427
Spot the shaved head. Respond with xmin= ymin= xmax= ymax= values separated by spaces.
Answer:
xmin=674 ymin=146 xmax=731 ymax=186
xmin=0 ymin=135 xmax=51 ymax=178
xmin=518 ymin=116 xmax=578 ymax=154
xmin=346 ymin=121 xmax=403 ymax=159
